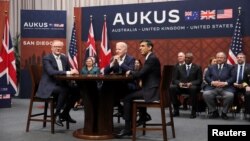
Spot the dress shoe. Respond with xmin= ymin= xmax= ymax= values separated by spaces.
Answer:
xmin=136 ymin=113 xmax=152 ymax=127
xmin=115 ymin=129 xmax=132 ymax=138
xmin=221 ymin=112 xmax=229 ymax=120
xmin=208 ymin=111 xmax=219 ymax=119
xmin=55 ymin=116 xmax=64 ymax=127
xmin=60 ymin=114 xmax=77 ymax=123
xmin=173 ymin=111 xmax=180 ymax=117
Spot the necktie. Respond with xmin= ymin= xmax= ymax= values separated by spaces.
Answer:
xmin=56 ymin=56 xmax=63 ymax=71
xmin=218 ymin=65 xmax=222 ymax=75
xmin=238 ymin=65 xmax=243 ymax=83
xmin=186 ymin=65 xmax=190 ymax=76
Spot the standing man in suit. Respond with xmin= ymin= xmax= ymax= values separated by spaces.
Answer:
xmin=116 ymin=40 xmax=161 ymax=138
xmin=170 ymin=52 xmax=202 ymax=118
xmin=36 ymin=40 xmax=79 ymax=126
xmin=203 ymin=52 xmax=235 ymax=120
xmin=233 ymin=53 xmax=250 ymax=112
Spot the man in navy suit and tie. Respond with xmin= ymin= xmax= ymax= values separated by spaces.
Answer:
xmin=170 ymin=52 xmax=202 ymax=118
xmin=36 ymin=40 xmax=79 ymax=126
xmin=233 ymin=53 xmax=250 ymax=113
xmin=203 ymin=52 xmax=236 ymax=120
xmin=103 ymin=42 xmax=136 ymax=120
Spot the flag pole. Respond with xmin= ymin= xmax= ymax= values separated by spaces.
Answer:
xmin=238 ymin=7 xmax=241 ymax=15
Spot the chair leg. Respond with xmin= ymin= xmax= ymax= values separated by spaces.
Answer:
xmin=26 ymin=100 xmax=34 ymax=132
xmin=66 ymin=121 xmax=69 ymax=129
xmin=43 ymin=102 xmax=48 ymax=127
xmin=50 ymin=101 xmax=55 ymax=134
xmin=132 ymin=103 xmax=137 ymax=141
xmin=161 ymin=107 xmax=168 ymax=141
xmin=169 ymin=104 xmax=176 ymax=138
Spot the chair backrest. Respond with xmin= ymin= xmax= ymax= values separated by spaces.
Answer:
xmin=160 ymin=65 xmax=175 ymax=107
xmin=29 ymin=64 xmax=43 ymax=98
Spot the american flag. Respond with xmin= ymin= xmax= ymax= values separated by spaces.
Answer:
xmin=227 ymin=13 xmax=243 ymax=65
xmin=99 ymin=16 xmax=111 ymax=73
xmin=217 ymin=9 xmax=233 ymax=19
xmin=68 ymin=22 xmax=78 ymax=69
xmin=85 ymin=18 xmax=97 ymax=64
xmin=200 ymin=10 xmax=215 ymax=20
xmin=0 ymin=15 xmax=17 ymax=95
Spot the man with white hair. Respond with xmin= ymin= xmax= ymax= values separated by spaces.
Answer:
xmin=37 ymin=40 xmax=79 ymax=126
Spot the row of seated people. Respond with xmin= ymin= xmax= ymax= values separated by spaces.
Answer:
xmin=170 ymin=51 xmax=250 ymax=120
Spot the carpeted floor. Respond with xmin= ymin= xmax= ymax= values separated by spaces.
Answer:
xmin=0 ymin=98 xmax=249 ymax=141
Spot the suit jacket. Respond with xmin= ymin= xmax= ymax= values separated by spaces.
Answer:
xmin=204 ymin=63 xmax=236 ymax=92
xmin=243 ymin=67 xmax=250 ymax=86
xmin=172 ymin=63 xmax=202 ymax=86
xmin=130 ymin=53 xmax=161 ymax=102
xmin=36 ymin=53 xmax=71 ymax=98
xmin=104 ymin=54 xmax=135 ymax=75
xmin=233 ymin=63 xmax=250 ymax=84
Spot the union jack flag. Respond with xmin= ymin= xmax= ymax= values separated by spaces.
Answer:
xmin=99 ymin=16 xmax=111 ymax=73
xmin=68 ymin=22 xmax=78 ymax=69
xmin=85 ymin=17 xmax=97 ymax=64
xmin=0 ymin=15 xmax=17 ymax=95
xmin=227 ymin=12 xmax=243 ymax=65
xmin=200 ymin=10 xmax=215 ymax=20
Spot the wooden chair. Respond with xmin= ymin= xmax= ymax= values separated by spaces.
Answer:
xmin=131 ymin=65 xmax=176 ymax=141
xmin=26 ymin=64 xmax=69 ymax=134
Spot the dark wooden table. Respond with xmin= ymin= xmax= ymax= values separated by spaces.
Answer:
xmin=55 ymin=74 xmax=132 ymax=140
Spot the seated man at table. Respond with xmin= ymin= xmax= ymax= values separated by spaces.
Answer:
xmin=103 ymin=42 xmax=136 ymax=116
xmin=36 ymin=40 xmax=79 ymax=126
xmin=116 ymin=40 xmax=161 ymax=138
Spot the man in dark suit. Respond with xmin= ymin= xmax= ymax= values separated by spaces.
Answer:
xmin=104 ymin=42 xmax=135 ymax=75
xmin=103 ymin=42 xmax=136 ymax=119
xmin=242 ymin=67 xmax=250 ymax=115
xmin=170 ymin=52 xmax=202 ymax=118
xmin=36 ymin=40 xmax=79 ymax=126
xmin=233 ymin=53 xmax=250 ymax=112
xmin=116 ymin=40 xmax=161 ymax=138
xmin=203 ymin=52 xmax=235 ymax=120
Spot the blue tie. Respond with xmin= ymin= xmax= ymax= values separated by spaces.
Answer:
xmin=186 ymin=65 xmax=190 ymax=76
xmin=238 ymin=65 xmax=243 ymax=83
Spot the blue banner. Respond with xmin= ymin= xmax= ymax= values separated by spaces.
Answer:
xmin=21 ymin=10 xmax=66 ymax=38
xmin=81 ymin=0 xmax=250 ymax=40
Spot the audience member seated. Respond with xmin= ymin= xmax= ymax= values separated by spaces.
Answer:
xmin=203 ymin=52 xmax=235 ymax=120
xmin=169 ymin=52 xmax=202 ymax=118
xmin=115 ymin=40 xmax=161 ymax=138
xmin=242 ymin=67 xmax=250 ymax=117
xmin=233 ymin=53 xmax=250 ymax=113
xmin=73 ymin=57 xmax=100 ymax=110
xmin=36 ymin=40 xmax=79 ymax=127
